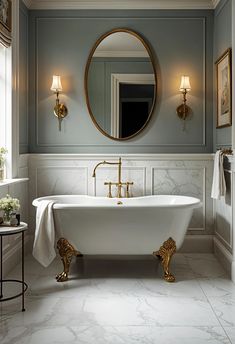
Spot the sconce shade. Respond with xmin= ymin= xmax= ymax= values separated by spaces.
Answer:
xmin=51 ymin=75 xmax=63 ymax=92
xmin=179 ymin=75 xmax=191 ymax=92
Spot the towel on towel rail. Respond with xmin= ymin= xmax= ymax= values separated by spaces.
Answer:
xmin=211 ymin=150 xmax=226 ymax=200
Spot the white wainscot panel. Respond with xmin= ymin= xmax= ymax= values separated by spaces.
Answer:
xmin=9 ymin=181 xmax=28 ymax=223
xmin=8 ymin=181 xmax=29 ymax=250
xmin=0 ymin=185 xmax=10 ymax=252
xmin=36 ymin=166 xmax=88 ymax=197
xmin=152 ymin=167 xmax=205 ymax=230
xmin=94 ymin=166 xmax=146 ymax=197
xmin=0 ymin=181 xmax=29 ymax=271
xmin=215 ymin=171 xmax=232 ymax=249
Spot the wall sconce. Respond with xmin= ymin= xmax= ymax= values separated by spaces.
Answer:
xmin=50 ymin=75 xmax=68 ymax=131
xmin=176 ymin=75 xmax=191 ymax=127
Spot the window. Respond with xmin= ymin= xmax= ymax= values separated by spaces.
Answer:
xmin=0 ymin=43 xmax=12 ymax=177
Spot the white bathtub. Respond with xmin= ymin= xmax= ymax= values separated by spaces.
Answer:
xmin=33 ymin=195 xmax=200 ymax=282
xmin=33 ymin=194 xmax=200 ymax=254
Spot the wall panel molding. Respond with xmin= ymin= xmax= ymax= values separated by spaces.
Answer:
xmin=214 ymin=170 xmax=233 ymax=250
xmin=29 ymin=13 xmax=210 ymax=152
xmin=24 ymin=0 xmax=218 ymax=10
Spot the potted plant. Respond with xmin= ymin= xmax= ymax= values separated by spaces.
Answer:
xmin=0 ymin=147 xmax=7 ymax=181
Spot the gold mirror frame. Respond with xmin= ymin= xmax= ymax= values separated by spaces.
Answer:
xmin=84 ymin=28 xmax=157 ymax=141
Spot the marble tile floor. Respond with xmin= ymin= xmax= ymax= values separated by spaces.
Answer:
xmin=0 ymin=253 xmax=235 ymax=343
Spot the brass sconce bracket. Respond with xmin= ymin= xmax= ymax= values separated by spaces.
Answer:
xmin=176 ymin=76 xmax=191 ymax=130
xmin=176 ymin=89 xmax=191 ymax=121
xmin=176 ymin=103 xmax=190 ymax=120
xmin=54 ymin=93 xmax=68 ymax=131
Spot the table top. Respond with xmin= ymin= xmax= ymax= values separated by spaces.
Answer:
xmin=0 ymin=222 xmax=28 ymax=235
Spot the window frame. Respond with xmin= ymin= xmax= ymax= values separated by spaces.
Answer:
xmin=0 ymin=43 xmax=12 ymax=179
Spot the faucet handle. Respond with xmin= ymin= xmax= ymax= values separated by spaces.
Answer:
xmin=104 ymin=182 xmax=113 ymax=198
xmin=125 ymin=182 xmax=134 ymax=198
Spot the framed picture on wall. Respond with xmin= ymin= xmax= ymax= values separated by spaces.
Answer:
xmin=216 ymin=48 xmax=232 ymax=128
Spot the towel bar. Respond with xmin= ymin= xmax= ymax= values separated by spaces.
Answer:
xmin=218 ymin=148 xmax=233 ymax=155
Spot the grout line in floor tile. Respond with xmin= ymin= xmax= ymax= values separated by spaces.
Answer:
xmin=194 ymin=268 xmax=233 ymax=344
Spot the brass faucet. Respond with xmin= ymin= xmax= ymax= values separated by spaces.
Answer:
xmin=92 ymin=157 xmax=133 ymax=198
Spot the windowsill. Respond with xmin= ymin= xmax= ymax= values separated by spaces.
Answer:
xmin=0 ymin=178 xmax=29 ymax=187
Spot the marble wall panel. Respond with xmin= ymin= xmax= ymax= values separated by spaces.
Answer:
xmin=28 ymin=154 xmax=214 ymax=238
xmin=153 ymin=167 xmax=205 ymax=230
xmin=36 ymin=166 xmax=88 ymax=197
xmin=215 ymin=171 xmax=232 ymax=251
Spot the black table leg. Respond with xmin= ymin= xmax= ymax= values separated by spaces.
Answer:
xmin=22 ymin=231 xmax=25 ymax=312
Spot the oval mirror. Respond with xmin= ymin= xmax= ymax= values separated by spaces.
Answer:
xmin=85 ymin=29 xmax=157 ymax=140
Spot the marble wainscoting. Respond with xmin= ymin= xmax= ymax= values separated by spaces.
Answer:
xmin=0 ymin=155 xmax=29 ymax=276
xmin=214 ymin=156 xmax=235 ymax=282
xmin=28 ymin=154 xmax=214 ymax=253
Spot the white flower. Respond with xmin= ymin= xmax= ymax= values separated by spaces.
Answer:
xmin=0 ymin=194 xmax=20 ymax=212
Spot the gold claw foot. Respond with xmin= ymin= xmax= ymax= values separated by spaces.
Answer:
xmin=153 ymin=237 xmax=176 ymax=283
xmin=56 ymin=238 xmax=83 ymax=282
xmin=56 ymin=271 xmax=68 ymax=282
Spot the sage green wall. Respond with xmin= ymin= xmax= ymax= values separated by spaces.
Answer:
xmin=28 ymin=10 xmax=214 ymax=153
xmin=214 ymin=0 xmax=232 ymax=150
xmin=19 ymin=0 xmax=28 ymax=154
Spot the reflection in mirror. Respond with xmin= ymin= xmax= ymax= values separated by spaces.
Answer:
xmin=85 ymin=29 xmax=157 ymax=140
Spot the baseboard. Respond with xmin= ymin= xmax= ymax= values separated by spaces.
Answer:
xmin=214 ymin=236 xmax=235 ymax=281
xmin=2 ymin=235 xmax=31 ymax=278
xmin=179 ymin=234 xmax=214 ymax=253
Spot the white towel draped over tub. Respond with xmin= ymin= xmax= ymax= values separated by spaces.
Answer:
xmin=33 ymin=200 xmax=56 ymax=267
xmin=211 ymin=150 xmax=226 ymax=200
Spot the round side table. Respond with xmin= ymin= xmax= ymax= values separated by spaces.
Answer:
xmin=0 ymin=222 xmax=28 ymax=312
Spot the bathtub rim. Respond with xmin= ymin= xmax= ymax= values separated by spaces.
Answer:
xmin=32 ymin=194 xmax=201 ymax=210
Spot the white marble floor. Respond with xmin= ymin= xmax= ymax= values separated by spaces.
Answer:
xmin=0 ymin=253 xmax=235 ymax=343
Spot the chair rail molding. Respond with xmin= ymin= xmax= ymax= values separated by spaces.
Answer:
xmin=22 ymin=0 xmax=220 ymax=10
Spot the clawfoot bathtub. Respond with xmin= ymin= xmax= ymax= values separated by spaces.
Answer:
xmin=33 ymin=195 xmax=200 ymax=282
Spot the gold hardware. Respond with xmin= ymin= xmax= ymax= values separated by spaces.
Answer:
xmin=176 ymin=76 xmax=191 ymax=130
xmin=104 ymin=182 xmax=113 ymax=198
xmin=92 ymin=157 xmax=134 ymax=198
xmin=125 ymin=182 xmax=134 ymax=198
xmin=84 ymin=28 xmax=157 ymax=141
xmin=54 ymin=92 xmax=68 ymax=131
xmin=153 ymin=237 xmax=176 ymax=283
xmin=92 ymin=158 xmax=121 ymax=177
xmin=56 ymin=238 xmax=83 ymax=282
xmin=51 ymin=75 xmax=68 ymax=131
xmin=219 ymin=148 xmax=233 ymax=155
xmin=176 ymin=96 xmax=190 ymax=119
